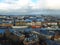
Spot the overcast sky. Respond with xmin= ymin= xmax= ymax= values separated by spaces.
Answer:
xmin=0 ymin=0 xmax=60 ymax=15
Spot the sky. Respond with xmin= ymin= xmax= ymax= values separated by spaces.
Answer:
xmin=0 ymin=0 xmax=60 ymax=15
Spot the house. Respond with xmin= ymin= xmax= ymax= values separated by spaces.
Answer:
xmin=24 ymin=19 xmax=32 ymax=23
xmin=0 ymin=16 xmax=6 ymax=18
xmin=36 ymin=17 xmax=45 ymax=22
xmin=15 ymin=20 xmax=26 ymax=26
xmin=0 ymin=18 xmax=13 ymax=27
xmin=42 ymin=22 xmax=57 ymax=26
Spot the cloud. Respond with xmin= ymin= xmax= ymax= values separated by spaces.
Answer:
xmin=29 ymin=0 xmax=44 ymax=9
xmin=0 ymin=0 xmax=44 ymax=10
xmin=0 ymin=0 xmax=60 ymax=15
xmin=45 ymin=0 xmax=60 ymax=9
xmin=0 ymin=0 xmax=28 ymax=10
xmin=0 ymin=0 xmax=44 ymax=15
